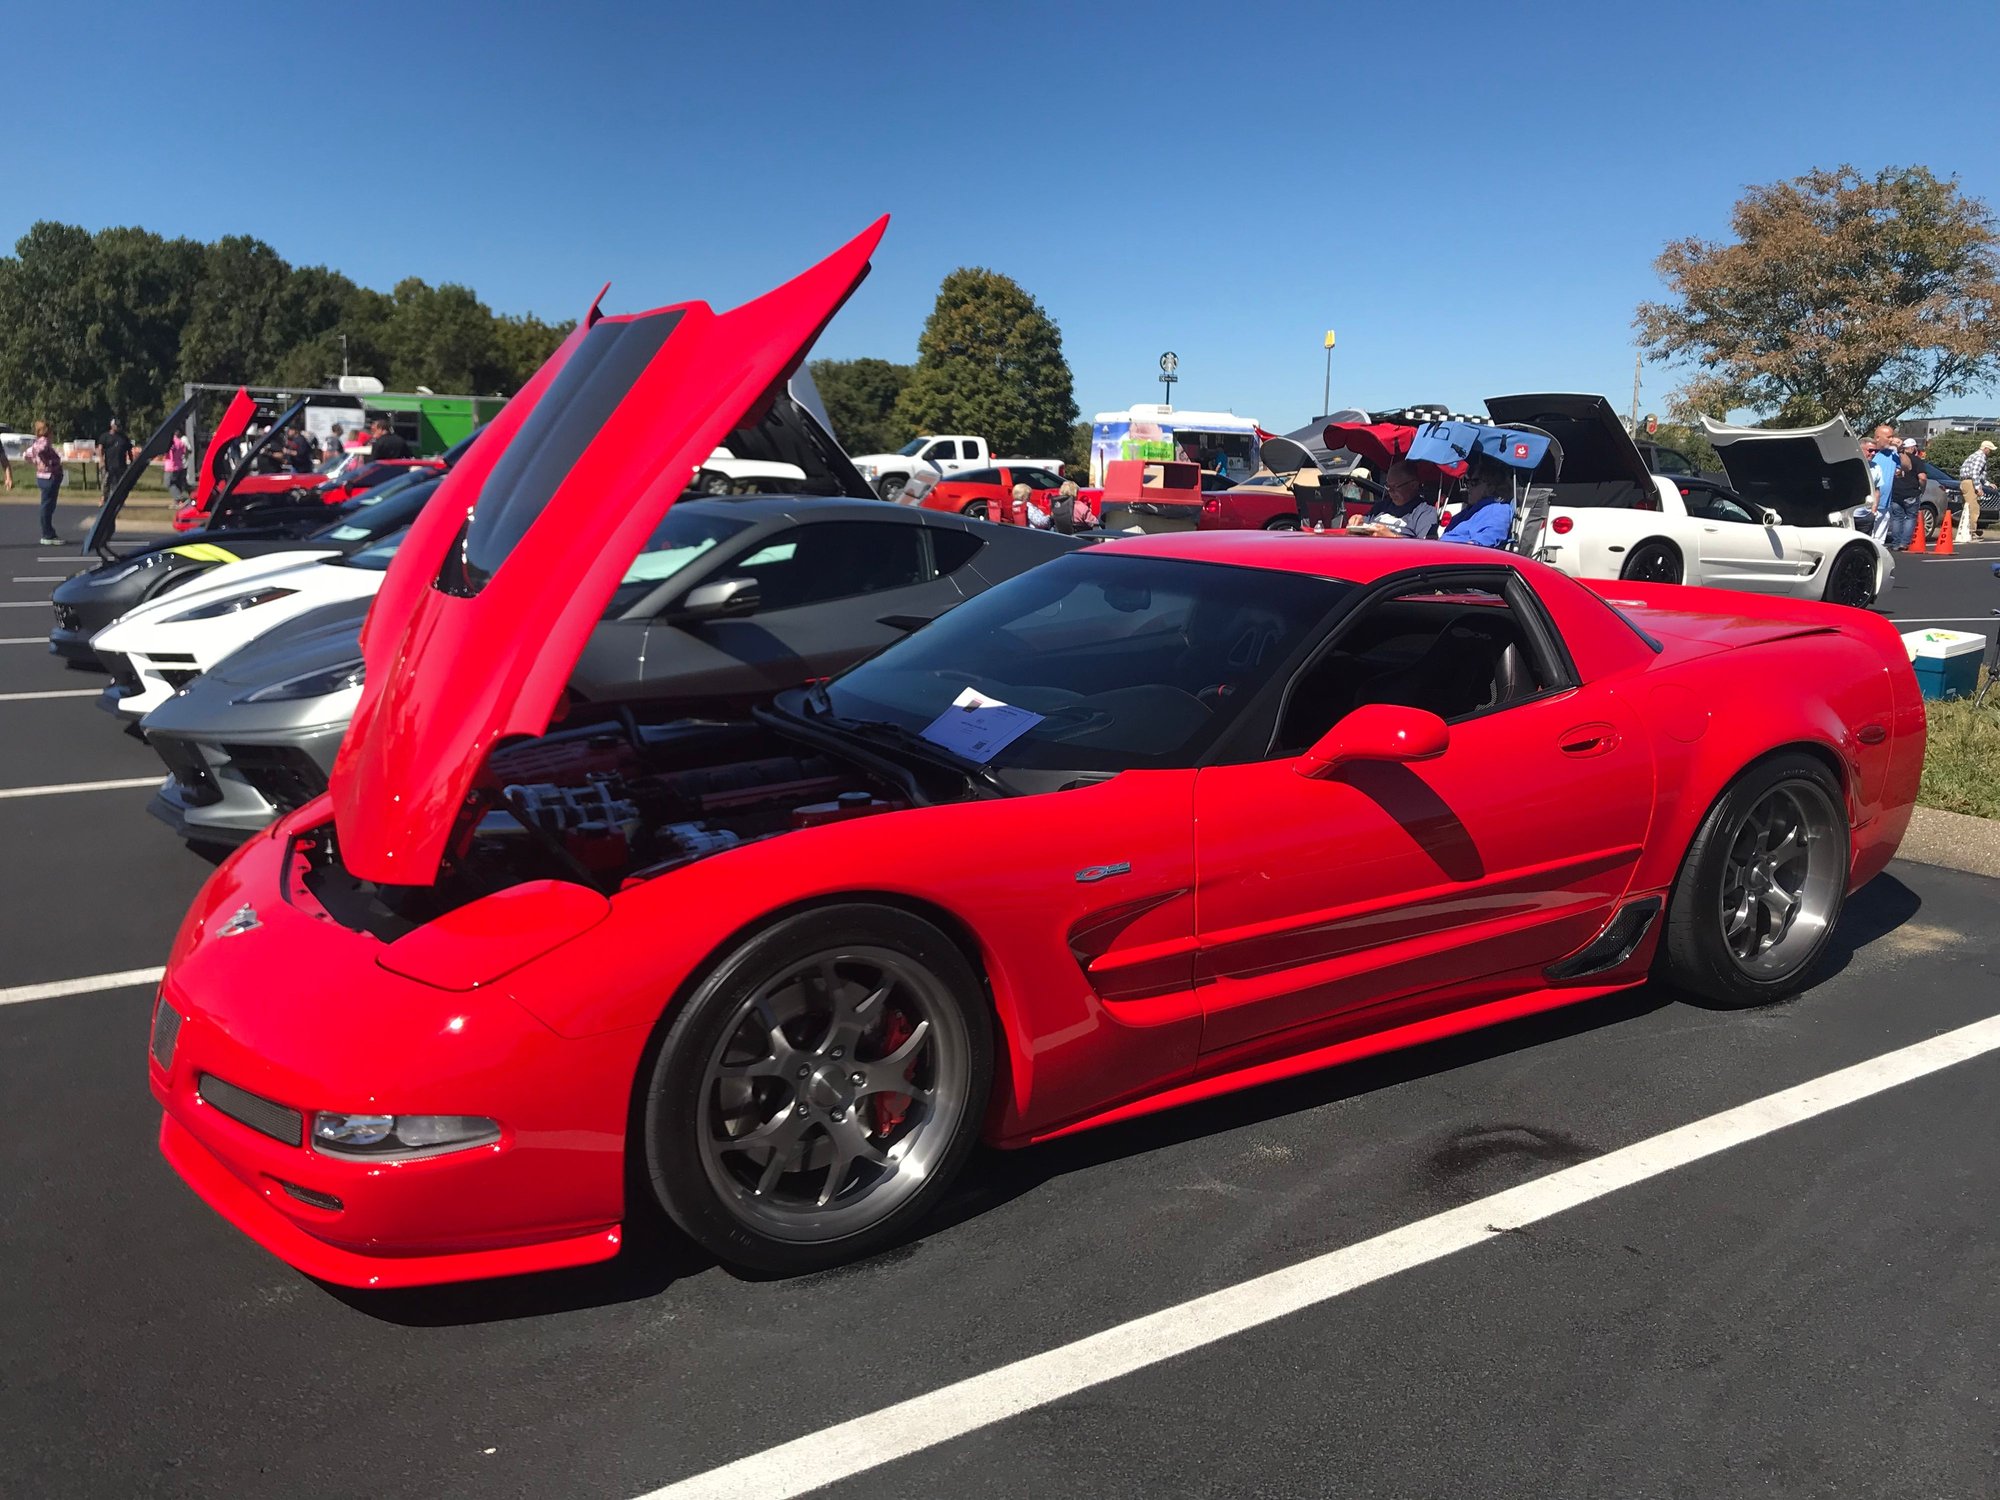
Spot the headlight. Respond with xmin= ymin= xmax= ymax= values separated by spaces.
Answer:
xmin=163 ymin=586 xmax=297 ymax=623
xmin=860 ymin=463 xmax=878 ymax=479
xmin=237 ymin=657 xmax=365 ymax=704
xmin=311 ymin=1112 xmax=501 ymax=1158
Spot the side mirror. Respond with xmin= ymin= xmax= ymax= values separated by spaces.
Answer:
xmin=676 ymin=576 xmax=761 ymax=621
xmin=1760 ymin=507 xmax=1783 ymax=527
xmin=1295 ymin=704 xmax=1449 ymax=779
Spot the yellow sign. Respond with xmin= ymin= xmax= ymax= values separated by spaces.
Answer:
xmin=1323 ymin=329 xmax=1337 ymax=349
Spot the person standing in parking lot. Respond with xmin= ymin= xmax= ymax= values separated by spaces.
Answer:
xmin=1886 ymin=438 xmax=1923 ymax=549
xmin=97 ymin=417 xmax=135 ymax=498
xmin=1867 ymin=425 xmax=1901 ymax=544
xmin=366 ymin=417 xmax=411 ymax=461
xmin=27 ymin=421 xmax=64 ymax=545
xmin=161 ymin=429 xmax=191 ymax=502
xmin=1961 ymin=440 xmax=1993 ymax=539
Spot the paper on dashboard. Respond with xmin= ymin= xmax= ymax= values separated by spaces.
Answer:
xmin=919 ymin=687 xmax=1044 ymax=763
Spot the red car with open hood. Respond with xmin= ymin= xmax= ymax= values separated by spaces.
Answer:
xmin=150 ymin=220 xmax=1924 ymax=1287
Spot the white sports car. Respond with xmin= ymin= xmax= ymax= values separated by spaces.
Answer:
xmin=1492 ymin=394 xmax=1892 ymax=610
xmin=91 ymin=531 xmax=404 ymax=721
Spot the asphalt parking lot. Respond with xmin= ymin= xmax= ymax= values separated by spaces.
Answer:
xmin=3 ymin=497 xmax=1998 ymax=1499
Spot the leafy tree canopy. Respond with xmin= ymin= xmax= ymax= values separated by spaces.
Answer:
xmin=0 ymin=221 xmax=572 ymax=437
xmin=893 ymin=268 xmax=1077 ymax=455
xmin=1637 ymin=166 xmax=2000 ymax=427
xmin=808 ymin=356 xmax=912 ymax=455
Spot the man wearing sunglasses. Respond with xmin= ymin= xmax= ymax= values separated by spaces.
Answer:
xmin=1346 ymin=461 xmax=1440 ymax=539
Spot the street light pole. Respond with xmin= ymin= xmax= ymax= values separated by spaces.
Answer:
xmin=1321 ymin=329 xmax=1336 ymax=416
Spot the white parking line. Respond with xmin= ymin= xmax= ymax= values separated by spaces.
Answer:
xmin=0 ymin=599 xmax=53 ymax=608
xmin=0 ymin=966 xmax=164 ymax=1008
xmin=636 ymin=1011 xmax=2000 ymax=1500
xmin=10 ymin=576 xmax=71 ymax=583
xmin=0 ymin=689 xmax=100 ymax=702
xmin=0 ymin=776 xmax=159 ymax=800
xmin=0 ymin=637 xmax=50 ymax=645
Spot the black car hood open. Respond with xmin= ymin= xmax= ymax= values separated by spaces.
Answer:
xmin=1485 ymin=393 xmax=1655 ymax=488
xmin=84 ymin=397 xmax=198 ymax=557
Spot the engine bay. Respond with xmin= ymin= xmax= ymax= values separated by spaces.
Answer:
xmin=300 ymin=713 xmax=922 ymax=938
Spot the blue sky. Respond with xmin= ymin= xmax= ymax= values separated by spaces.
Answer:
xmin=10 ymin=0 xmax=1999 ymax=433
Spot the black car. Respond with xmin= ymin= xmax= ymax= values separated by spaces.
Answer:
xmin=143 ymin=496 xmax=1081 ymax=845
xmin=47 ymin=402 xmax=477 ymax=670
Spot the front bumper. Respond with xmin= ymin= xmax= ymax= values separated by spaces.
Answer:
xmin=49 ymin=623 xmax=102 ymax=669
xmin=146 ymin=726 xmax=340 ymax=846
xmin=151 ymin=828 xmax=642 ymax=1287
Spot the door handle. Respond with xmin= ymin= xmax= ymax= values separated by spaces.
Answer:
xmin=1559 ymin=722 xmax=1619 ymax=757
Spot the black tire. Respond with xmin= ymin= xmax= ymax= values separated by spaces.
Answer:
xmin=1263 ymin=514 xmax=1300 ymax=531
xmin=1821 ymin=544 xmax=1878 ymax=609
xmin=876 ymin=475 xmax=908 ymax=503
xmin=1657 ymin=752 xmax=1848 ymax=1008
xmin=962 ymin=500 xmax=989 ymax=521
xmin=643 ymin=904 xmax=993 ymax=1275
xmin=1619 ymin=539 xmax=1683 ymax=584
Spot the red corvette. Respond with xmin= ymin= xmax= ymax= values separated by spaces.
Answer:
xmin=173 ymin=453 xmax=442 ymax=530
xmin=921 ymin=463 xmax=1068 ymax=521
xmin=149 ymin=222 xmax=1924 ymax=1286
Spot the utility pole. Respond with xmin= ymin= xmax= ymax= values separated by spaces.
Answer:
xmin=1322 ymin=329 xmax=1336 ymax=416
xmin=1629 ymin=352 xmax=1641 ymax=430
xmin=341 ymin=334 xmax=350 ymax=380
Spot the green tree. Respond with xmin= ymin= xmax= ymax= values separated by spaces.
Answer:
xmin=1064 ymin=419 xmax=1092 ymax=477
xmin=1642 ymin=419 xmax=1722 ymax=474
xmin=893 ymin=268 xmax=1077 ymax=455
xmin=1924 ymin=431 xmax=1987 ymax=472
xmin=492 ymin=312 xmax=575 ymax=391
xmin=809 ymin=356 xmax=911 ymax=454
xmin=1637 ymin=165 xmax=2000 ymax=426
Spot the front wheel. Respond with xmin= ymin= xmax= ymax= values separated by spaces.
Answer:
xmin=1620 ymin=539 xmax=1683 ymax=584
xmin=1822 ymin=544 xmax=1877 ymax=609
xmin=1657 ymin=753 xmax=1848 ymax=1008
xmin=876 ymin=475 xmax=908 ymax=503
xmin=643 ymin=905 xmax=993 ymax=1274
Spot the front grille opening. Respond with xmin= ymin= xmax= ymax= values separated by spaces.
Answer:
xmin=198 ymin=1073 xmax=304 ymax=1147
xmin=277 ymin=1180 xmax=343 ymax=1212
xmin=158 ymin=668 xmax=200 ymax=692
xmin=107 ymin=656 xmax=140 ymax=693
xmin=153 ymin=738 xmax=221 ymax=806
xmin=223 ymin=744 xmax=329 ymax=813
xmin=150 ymin=999 xmax=182 ymax=1070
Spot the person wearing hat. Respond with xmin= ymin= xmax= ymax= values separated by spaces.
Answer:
xmin=1960 ymin=439 xmax=1994 ymax=540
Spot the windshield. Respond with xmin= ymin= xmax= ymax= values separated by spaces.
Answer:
xmin=606 ymin=506 xmax=752 ymax=616
xmin=340 ymin=530 xmax=411 ymax=572
xmin=896 ymin=439 xmax=929 ymax=457
xmin=819 ymin=552 xmax=1347 ymax=772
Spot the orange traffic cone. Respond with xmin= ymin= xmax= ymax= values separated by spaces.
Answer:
xmin=1936 ymin=505 xmax=1956 ymax=555
xmin=1909 ymin=511 xmax=1929 ymax=553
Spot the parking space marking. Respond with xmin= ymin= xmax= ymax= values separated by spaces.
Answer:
xmin=0 ymin=689 xmax=102 ymax=702
xmin=0 ymin=966 xmax=164 ymax=1008
xmin=0 ymin=600 xmax=54 ymax=608
xmin=0 ymin=637 xmax=51 ymax=645
xmin=636 ymin=1011 xmax=2000 ymax=1500
xmin=0 ymin=776 xmax=160 ymax=800
xmin=10 ymin=576 xmax=71 ymax=584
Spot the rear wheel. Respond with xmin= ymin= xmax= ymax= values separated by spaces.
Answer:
xmin=876 ymin=475 xmax=908 ymax=503
xmin=1658 ymin=753 xmax=1848 ymax=1008
xmin=1263 ymin=514 xmax=1299 ymax=531
xmin=1822 ymin=544 xmax=1877 ymax=609
xmin=961 ymin=500 xmax=989 ymax=521
xmin=1620 ymin=540 xmax=1683 ymax=584
xmin=643 ymin=905 xmax=993 ymax=1274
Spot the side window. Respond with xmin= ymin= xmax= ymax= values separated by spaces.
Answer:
xmin=956 ymin=468 xmax=1000 ymax=486
xmin=923 ymin=440 xmax=959 ymax=463
xmin=930 ymin=528 xmax=983 ymax=576
xmin=1016 ymin=468 xmax=1064 ymax=490
xmin=1272 ymin=581 xmax=1558 ymax=755
xmin=1688 ymin=492 xmax=1757 ymax=525
xmin=724 ymin=522 xmax=930 ymax=612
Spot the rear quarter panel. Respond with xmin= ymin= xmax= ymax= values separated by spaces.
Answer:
xmin=1627 ymin=627 xmax=1916 ymax=894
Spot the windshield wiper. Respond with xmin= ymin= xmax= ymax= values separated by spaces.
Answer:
xmin=831 ymin=716 xmax=1008 ymax=794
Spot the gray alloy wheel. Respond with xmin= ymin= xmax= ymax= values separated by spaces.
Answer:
xmin=1263 ymin=514 xmax=1300 ymax=531
xmin=1919 ymin=501 xmax=1940 ymax=541
xmin=643 ymin=905 xmax=992 ymax=1274
xmin=962 ymin=500 xmax=990 ymax=520
xmin=1658 ymin=753 xmax=1848 ymax=1007
xmin=1620 ymin=540 xmax=1683 ymax=585
xmin=1822 ymin=545 xmax=1877 ymax=609
xmin=876 ymin=474 xmax=908 ymax=503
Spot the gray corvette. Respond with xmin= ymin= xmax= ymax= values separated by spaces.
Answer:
xmin=142 ymin=495 xmax=1078 ymax=845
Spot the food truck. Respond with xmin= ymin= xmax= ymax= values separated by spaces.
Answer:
xmin=1089 ymin=405 xmax=1261 ymax=485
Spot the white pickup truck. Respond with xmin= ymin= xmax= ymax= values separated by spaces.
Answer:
xmin=851 ymin=435 xmax=1065 ymax=501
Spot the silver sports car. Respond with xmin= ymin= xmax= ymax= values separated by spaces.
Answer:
xmin=142 ymin=495 xmax=1077 ymax=845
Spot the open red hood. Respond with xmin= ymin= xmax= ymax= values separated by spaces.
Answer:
xmin=329 ymin=217 xmax=888 ymax=884
xmin=190 ymin=388 xmax=255 ymax=513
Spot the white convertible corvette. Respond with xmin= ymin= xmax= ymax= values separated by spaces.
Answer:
xmin=91 ymin=531 xmax=403 ymax=721
xmin=1492 ymin=394 xmax=1892 ymax=610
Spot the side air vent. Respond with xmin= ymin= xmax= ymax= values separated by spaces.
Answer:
xmin=1545 ymin=897 xmax=1663 ymax=981
xmin=150 ymin=998 xmax=182 ymax=1070
xmin=198 ymin=1073 xmax=304 ymax=1147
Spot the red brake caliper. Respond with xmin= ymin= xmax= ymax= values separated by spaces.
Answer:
xmin=870 ymin=1009 xmax=914 ymax=1135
